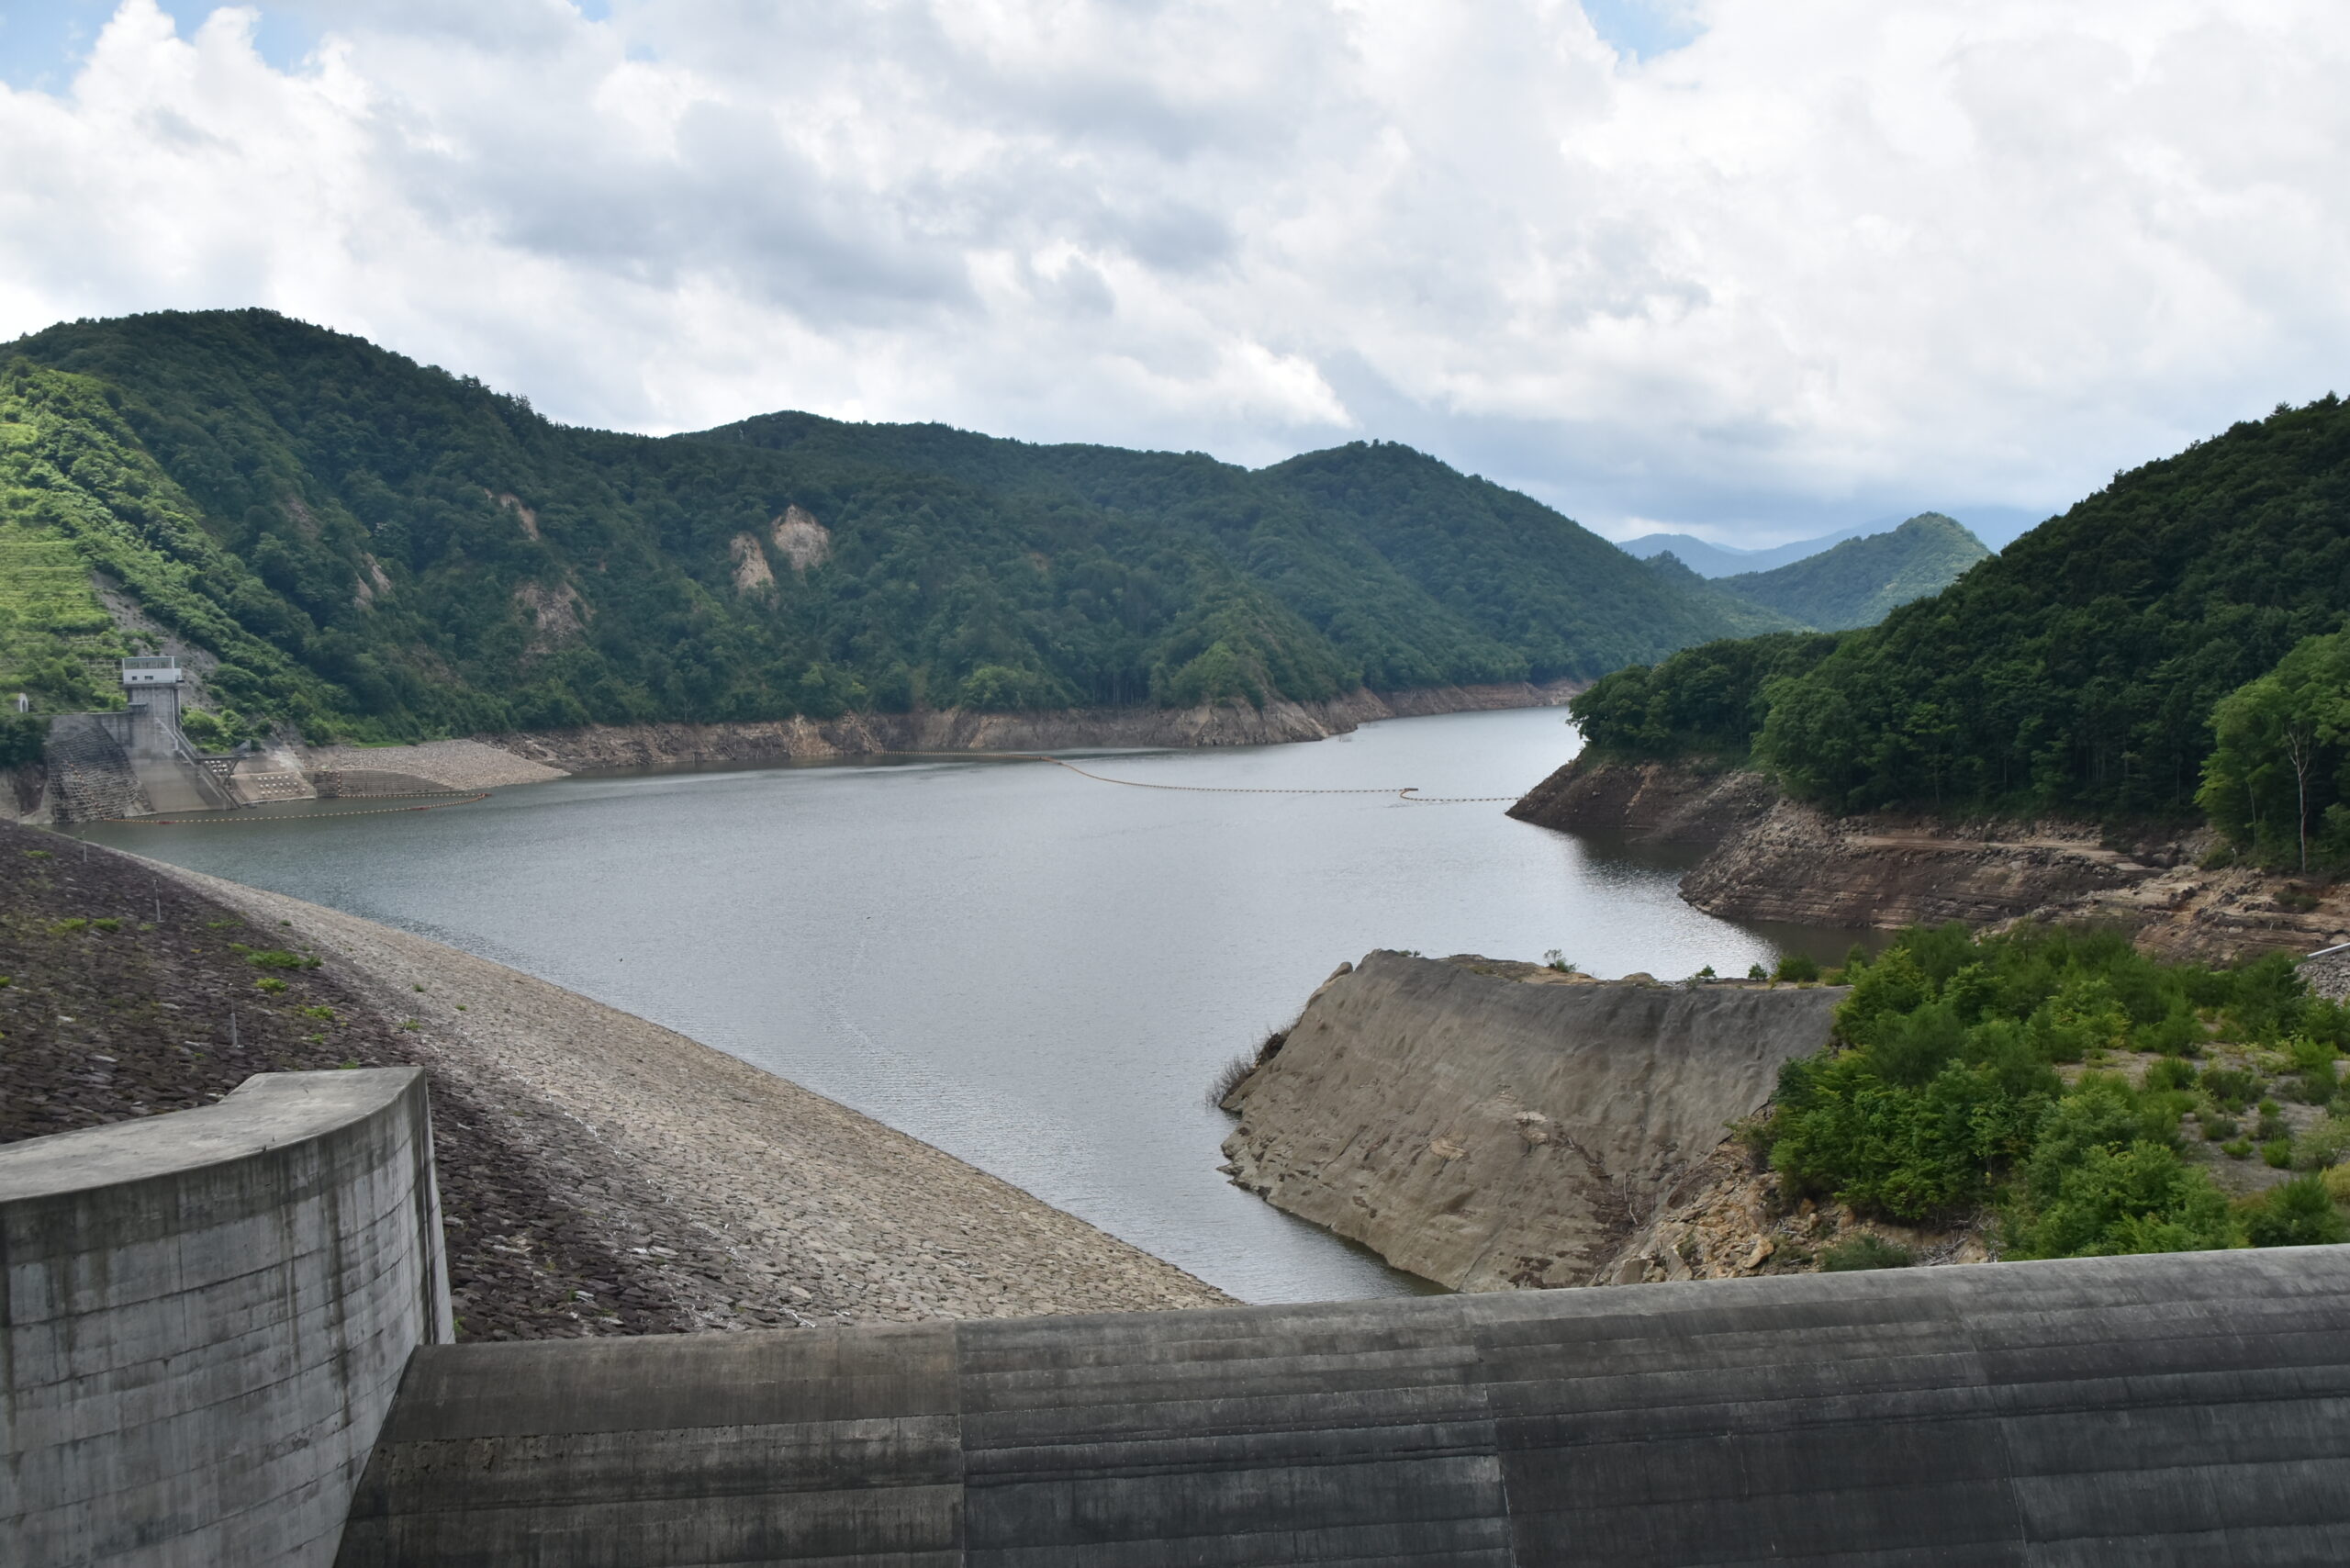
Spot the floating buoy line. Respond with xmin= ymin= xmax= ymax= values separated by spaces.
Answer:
xmin=909 ymin=752 xmax=1518 ymax=803
xmin=108 ymin=790 xmax=492 ymax=826
xmin=94 ymin=749 xmax=1516 ymax=828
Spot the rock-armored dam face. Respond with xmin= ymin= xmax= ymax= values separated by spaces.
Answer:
xmin=1222 ymin=953 xmax=1845 ymax=1289
xmin=341 ymin=1245 xmax=2350 ymax=1565
xmin=1 ymin=1069 xmax=448 ymax=1567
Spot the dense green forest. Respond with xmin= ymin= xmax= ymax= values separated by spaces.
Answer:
xmin=1712 ymin=512 xmax=1987 ymax=632
xmin=1573 ymin=396 xmax=2350 ymax=839
xmin=1763 ymin=924 xmax=2350 ymax=1258
xmin=0 ymin=309 xmax=1775 ymax=745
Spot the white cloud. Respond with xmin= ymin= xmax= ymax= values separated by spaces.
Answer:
xmin=2 ymin=0 xmax=2345 ymax=543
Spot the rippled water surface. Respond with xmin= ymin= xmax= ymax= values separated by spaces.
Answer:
xmin=92 ymin=708 xmax=1847 ymax=1303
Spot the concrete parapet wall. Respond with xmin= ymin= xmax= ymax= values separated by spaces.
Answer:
xmin=2 ymin=1070 xmax=451 ymax=1567
xmin=341 ymin=1246 xmax=2350 ymax=1565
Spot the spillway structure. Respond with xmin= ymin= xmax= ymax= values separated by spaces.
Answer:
xmin=6 ymin=1069 xmax=2350 ymax=1566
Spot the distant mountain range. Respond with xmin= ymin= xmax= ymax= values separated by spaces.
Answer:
xmin=1622 ymin=507 xmax=2038 ymax=578
xmin=1715 ymin=514 xmax=1991 ymax=632
xmin=1620 ymin=527 xmax=1873 ymax=578
xmin=0 ymin=309 xmax=1795 ymax=744
xmin=1638 ymin=513 xmax=1991 ymax=633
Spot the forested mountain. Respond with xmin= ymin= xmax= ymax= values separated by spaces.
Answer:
xmin=1716 ymin=513 xmax=1989 ymax=631
xmin=0 ymin=309 xmax=1776 ymax=745
xmin=1572 ymin=395 xmax=2350 ymax=843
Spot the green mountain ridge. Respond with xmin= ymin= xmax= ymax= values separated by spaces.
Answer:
xmin=1572 ymin=393 xmax=2350 ymax=830
xmin=0 ymin=308 xmax=1783 ymax=745
xmin=1716 ymin=512 xmax=1990 ymax=632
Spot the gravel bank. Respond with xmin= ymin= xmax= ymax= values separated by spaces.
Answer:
xmin=0 ymin=822 xmax=700 ymax=1340
xmin=159 ymin=861 xmax=1234 ymax=1325
xmin=300 ymin=739 xmax=567 ymax=790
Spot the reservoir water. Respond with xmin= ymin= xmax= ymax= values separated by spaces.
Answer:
xmin=88 ymin=708 xmax=1846 ymax=1304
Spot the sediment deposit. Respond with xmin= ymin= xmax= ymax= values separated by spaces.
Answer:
xmin=301 ymin=737 xmax=567 ymax=791
xmin=1219 ymin=951 xmax=1843 ymax=1290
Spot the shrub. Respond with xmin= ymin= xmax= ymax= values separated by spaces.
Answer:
xmin=239 ymin=947 xmax=320 ymax=970
xmin=1774 ymin=953 xmax=1822 ymax=984
xmin=1818 ymin=1234 xmax=1913 ymax=1271
xmin=1770 ymin=921 xmax=2333 ymax=1261
xmin=2200 ymin=1068 xmax=2257 ymax=1112
xmin=2243 ymin=1176 xmax=2350 ymax=1247
xmin=90 ymin=917 xmax=119 ymax=932
xmin=2288 ymin=1035 xmax=2341 ymax=1104
xmin=2292 ymin=1116 xmax=2350 ymax=1171
xmin=2140 ymin=1003 xmax=2206 ymax=1056
xmin=0 ymin=712 xmax=49 ymax=767
xmin=2006 ymin=1138 xmax=2236 ymax=1258
xmin=1206 ymin=1053 xmax=1257 ymax=1109
xmin=2263 ymin=1139 xmax=2296 ymax=1169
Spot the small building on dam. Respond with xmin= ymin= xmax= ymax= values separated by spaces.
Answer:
xmin=7 ymin=1065 xmax=2350 ymax=1565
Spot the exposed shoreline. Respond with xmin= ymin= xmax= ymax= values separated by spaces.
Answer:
xmin=8 ymin=678 xmax=1583 ymax=823
xmin=144 ymin=858 xmax=1237 ymax=1326
xmin=1513 ymin=755 xmax=2350 ymax=962
xmin=469 ymin=678 xmax=1583 ymax=777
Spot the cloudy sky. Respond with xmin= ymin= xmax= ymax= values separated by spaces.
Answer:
xmin=2 ymin=0 xmax=2344 ymax=546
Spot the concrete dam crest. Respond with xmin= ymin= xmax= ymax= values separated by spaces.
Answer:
xmin=9 ymin=1051 xmax=2350 ymax=1562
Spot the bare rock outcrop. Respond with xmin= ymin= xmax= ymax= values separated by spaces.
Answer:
xmin=1507 ymin=756 xmax=1776 ymax=849
xmin=1681 ymin=799 xmax=2160 ymax=929
xmin=1511 ymin=756 xmax=2349 ymax=960
xmin=1219 ymin=951 xmax=1843 ymax=1291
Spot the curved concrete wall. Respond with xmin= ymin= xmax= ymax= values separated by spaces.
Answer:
xmin=3 ymin=1069 xmax=450 ymax=1567
xmin=342 ymin=1245 xmax=2350 ymax=1565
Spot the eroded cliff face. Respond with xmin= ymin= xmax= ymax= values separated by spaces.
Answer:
xmin=1681 ymin=801 xmax=2162 ymax=930
xmin=1511 ymin=757 xmax=2350 ymax=962
xmin=1218 ymin=951 xmax=1843 ymax=1292
xmin=1506 ymin=755 xmax=1776 ymax=849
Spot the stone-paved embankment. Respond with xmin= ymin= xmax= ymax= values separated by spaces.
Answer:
xmin=162 ymin=862 xmax=1232 ymax=1326
xmin=0 ymin=822 xmax=698 ymax=1339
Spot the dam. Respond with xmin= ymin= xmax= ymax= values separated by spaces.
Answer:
xmin=8 ymin=1062 xmax=2350 ymax=1565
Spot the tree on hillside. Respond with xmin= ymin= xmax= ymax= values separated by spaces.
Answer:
xmin=2199 ymin=627 xmax=2350 ymax=872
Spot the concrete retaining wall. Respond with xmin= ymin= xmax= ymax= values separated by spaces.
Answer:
xmin=340 ymin=1245 xmax=2350 ymax=1565
xmin=42 ymin=712 xmax=151 ymax=824
xmin=2 ymin=1069 xmax=451 ymax=1567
